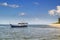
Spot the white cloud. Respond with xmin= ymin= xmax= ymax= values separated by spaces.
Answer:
xmin=19 ymin=12 xmax=26 ymax=16
xmin=48 ymin=9 xmax=56 ymax=16
xmin=56 ymin=6 xmax=60 ymax=14
xmin=57 ymin=6 xmax=60 ymax=10
xmin=33 ymin=2 xmax=39 ymax=5
xmin=9 ymin=4 xmax=19 ymax=8
xmin=49 ymin=6 xmax=60 ymax=16
xmin=2 ymin=2 xmax=8 ymax=6
xmin=0 ymin=2 xmax=20 ymax=8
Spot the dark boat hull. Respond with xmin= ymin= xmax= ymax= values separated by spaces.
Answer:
xmin=10 ymin=24 xmax=27 ymax=28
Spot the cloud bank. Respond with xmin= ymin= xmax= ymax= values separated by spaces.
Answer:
xmin=0 ymin=2 xmax=20 ymax=8
xmin=49 ymin=6 xmax=60 ymax=16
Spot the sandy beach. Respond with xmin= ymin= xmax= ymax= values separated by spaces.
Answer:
xmin=49 ymin=24 xmax=60 ymax=28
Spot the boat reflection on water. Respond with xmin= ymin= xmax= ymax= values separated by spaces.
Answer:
xmin=10 ymin=23 xmax=28 ymax=28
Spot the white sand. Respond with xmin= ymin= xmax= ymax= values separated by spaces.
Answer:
xmin=49 ymin=24 xmax=60 ymax=28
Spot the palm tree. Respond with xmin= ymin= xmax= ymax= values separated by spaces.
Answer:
xmin=58 ymin=18 xmax=60 ymax=23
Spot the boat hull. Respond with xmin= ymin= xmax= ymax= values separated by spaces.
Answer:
xmin=10 ymin=24 xmax=27 ymax=28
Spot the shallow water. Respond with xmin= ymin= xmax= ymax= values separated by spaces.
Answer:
xmin=0 ymin=25 xmax=60 ymax=40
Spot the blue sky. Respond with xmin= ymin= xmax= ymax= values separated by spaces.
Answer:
xmin=0 ymin=0 xmax=60 ymax=24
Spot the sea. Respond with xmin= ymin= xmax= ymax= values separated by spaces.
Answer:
xmin=0 ymin=25 xmax=60 ymax=40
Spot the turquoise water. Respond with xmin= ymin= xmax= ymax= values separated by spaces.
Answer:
xmin=0 ymin=25 xmax=60 ymax=40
